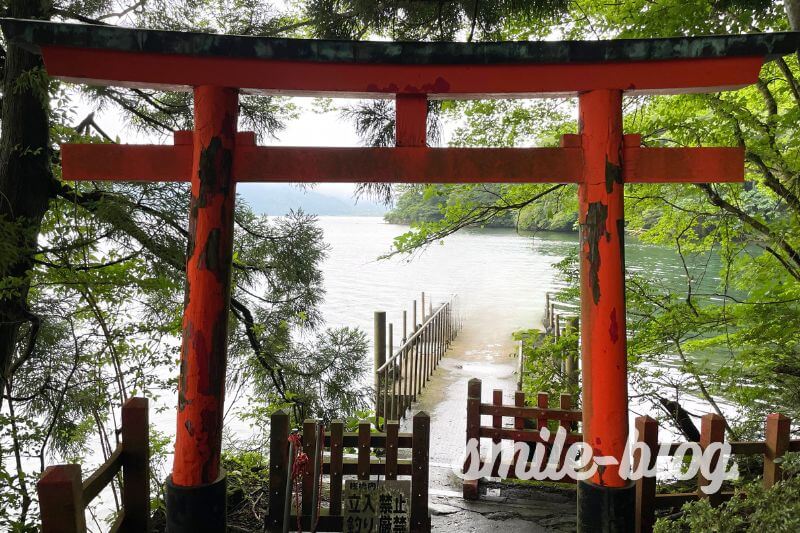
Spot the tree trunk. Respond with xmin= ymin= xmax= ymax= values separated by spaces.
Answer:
xmin=0 ymin=0 xmax=56 ymax=384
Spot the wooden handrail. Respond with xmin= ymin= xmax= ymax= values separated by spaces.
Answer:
xmin=81 ymin=446 xmax=123 ymax=506
xmin=478 ymin=403 xmax=583 ymax=422
xmin=37 ymin=397 xmax=150 ymax=533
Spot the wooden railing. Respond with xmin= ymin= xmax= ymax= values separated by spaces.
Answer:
xmin=463 ymin=379 xmax=583 ymax=499
xmin=374 ymin=294 xmax=461 ymax=425
xmin=634 ymin=412 xmax=800 ymax=533
xmin=37 ymin=397 xmax=150 ymax=533
xmin=267 ymin=410 xmax=431 ymax=532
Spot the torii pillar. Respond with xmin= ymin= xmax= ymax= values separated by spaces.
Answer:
xmin=166 ymin=86 xmax=239 ymax=531
xmin=576 ymin=89 xmax=633 ymax=527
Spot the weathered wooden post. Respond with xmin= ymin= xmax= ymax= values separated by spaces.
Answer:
xmin=698 ymin=413 xmax=725 ymax=506
xmin=266 ymin=410 xmax=289 ymax=532
xmin=763 ymin=413 xmax=790 ymax=488
xmin=38 ymin=464 xmax=85 ymax=533
xmin=388 ymin=322 xmax=396 ymax=420
xmin=463 ymin=378 xmax=481 ymax=500
xmin=411 ymin=411 xmax=431 ymax=533
xmin=421 ymin=292 xmax=426 ymax=321
xmin=168 ymin=86 xmax=239 ymax=532
xmin=374 ymin=311 xmax=387 ymax=427
xmin=121 ymin=397 xmax=150 ymax=531
xmin=634 ymin=416 xmax=658 ymax=533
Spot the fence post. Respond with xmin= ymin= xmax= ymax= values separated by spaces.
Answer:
xmin=634 ymin=416 xmax=658 ymax=533
xmin=421 ymin=292 xmax=426 ymax=322
xmin=389 ymin=322 xmax=396 ymax=420
xmin=374 ymin=311 xmax=387 ymax=427
xmin=464 ymin=378 xmax=482 ymax=499
xmin=698 ymin=414 xmax=725 ymax=506
xmin=302 ymin=420 xmax=316 ymax=517
xmin=266 ymin=410 xmax=289 ymax=532
xmin=357 ymin=421 xmax=371 ymax=480
xmin=329 ymin=421 xmax=344 ymax=516
xmin=38 ymin=464 xmax=86 ymax=533
xmin=764 ymin=413 xmax=790 ymax=488
xmin=537 ymin=392 xmax=549 ymax=434
xmin=411 ymin=411 xmax=431 ymax=533
xmin=514 ymin=391 xmax=525 ymax=470
xmin=121 ymin=397 xmax=150 ymax=532
xmin=492 ymin=390 xmax=503 ymax=476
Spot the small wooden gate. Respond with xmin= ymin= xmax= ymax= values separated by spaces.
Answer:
xmin=463 ymin=378 xmax=583 ymax=499
xmin=267 ymin=410 xmax=431 ymax=532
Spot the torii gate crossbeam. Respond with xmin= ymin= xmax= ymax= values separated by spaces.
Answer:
xmin=4 ymin=18 xmax=797 ymax=533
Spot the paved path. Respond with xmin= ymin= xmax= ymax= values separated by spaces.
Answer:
xmin=401 ymin=316 xmax=577 ymax=532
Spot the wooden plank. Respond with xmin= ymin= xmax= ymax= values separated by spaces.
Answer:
xmin=81 ymin=446 xmax=123 ymax=505
xmin=302 ymin=420 xmax=316 ymax=517
xmin=386 ymin=421 xmax=399 ymax=481
xmin=322 ymin=459 xmax=413 ymax=477
xmin=480 ymin=403 xmax=583 ymax=422
xmin=478 ymin=426 xmax=582 ymax=444
xmin=329 ymin=421 xmax=344 ymax=516
xmin=324 ymin=432 xmax=414 ymax=449
xmin=729 ymin=441 xmax=767 ymax=455
xmin=120 ymin=397 xmax=149 ymax=532
xmin=358 ymin=421 xmax=371 ymax=480
xmin=266 ymin=409 xmax=289 ymax=532
xmin=38 ymin=464 xmax=86 ymax=533
xmin=411 ymin=412 xmax=431 ymax=533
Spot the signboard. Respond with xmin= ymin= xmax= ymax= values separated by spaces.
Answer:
xmin=343 ymin=480 xmax=411 ymax=533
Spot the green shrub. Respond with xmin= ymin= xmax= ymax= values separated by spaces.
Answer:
xmin=654 ymin=454 xmax=800 ymax=532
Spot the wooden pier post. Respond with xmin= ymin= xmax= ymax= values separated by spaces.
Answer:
xmin=374 ymin=311 xmax=387 ymax=426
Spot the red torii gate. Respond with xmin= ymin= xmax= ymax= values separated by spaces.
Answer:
xmin=4 ymin=18 xmax=797 ymax=532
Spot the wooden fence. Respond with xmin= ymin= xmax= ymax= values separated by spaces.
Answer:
xmin=463 ymin=378 xmax=583 ymax=499
xmin=37 ymin=397 xmax=150 ymax=533
xmin=267 ymin=410 xmax=431 ymax=532
xmin=634 ymin=412 xmax=800 ymax=533
xmin=374 ymin=294 xmax=461 ymax=425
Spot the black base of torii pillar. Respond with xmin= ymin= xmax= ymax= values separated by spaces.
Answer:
xmin=577 ymin=480 xmax=636 ymax=532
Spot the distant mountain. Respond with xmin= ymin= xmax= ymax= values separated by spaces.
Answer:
xmin=238 ymin=183 xmax=386 ymax=216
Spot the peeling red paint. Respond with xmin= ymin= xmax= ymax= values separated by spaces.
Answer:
xmin=578 ymin=89 xmax=629 ymax=489
xmin=172 ymin=86 xmax=238 ymax=487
